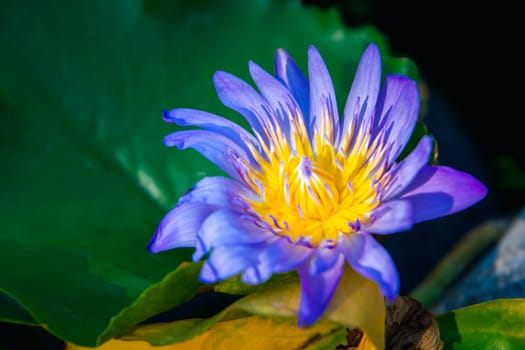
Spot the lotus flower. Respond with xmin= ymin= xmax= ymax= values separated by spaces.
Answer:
xmin=148 ymin=43 xmax=487 ymax=326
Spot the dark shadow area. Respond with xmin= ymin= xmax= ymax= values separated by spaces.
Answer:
xmin=0 ymin=323 xmax=64 ymax=350
xmin=142 ymin=291 xmax=242 ymax=324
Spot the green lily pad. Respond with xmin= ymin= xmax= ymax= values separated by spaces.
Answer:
xmin=436 ymin=298 xmax=525 ymax=349
xmin=0 ymin=0 xmax=418 ymax=346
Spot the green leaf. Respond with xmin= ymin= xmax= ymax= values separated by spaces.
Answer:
xmin=436 ymin=298 xmax=525 ymax=349
xmin=0 ymin=293 xmax=37 ymax=326
xmin=96 ymin=262 xmax=203 ymax=345
xmin=0 ymin=0 xmax=417 ymax=346
xmin=0 ymin=74 xmax=194 ymax=346
xmin=214 ymin=275 xmax=259 ymax=296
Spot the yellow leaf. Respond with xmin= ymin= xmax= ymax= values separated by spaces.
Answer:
xmin=66 ymin=316 xmax=344 ymax=350
xmin=235 ymin=272 xmax=302 ymax=318
xmin=236 ymin=266 xmax=385 ymax=350
xmin=196 ymin=316 xmax=342 ymax=349
xmin=65 ymin=335 xmax=206 ymax=350
xmin=336 ymin=328 xmax=381 ymax=350
xmin=324 ymin=265 xmax=385 ymax=350
xmin=357 ymin=331 xmax=374 ymax=350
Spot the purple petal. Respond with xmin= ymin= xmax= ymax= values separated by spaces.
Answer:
xmin=203 ymin=236 xmax=310 ymax=286
xmin=340 ymin=43 xmax=381 ymax=146
xmin=200 ymin=236 xmax=310 ymax=285
xmin=297 ymin=254 xmax=345 ymax=327
xmin=194 ymin=209 xmax=274 ymax=260
xmin=265 ymin=238 xmax=312 ymax=272
xmin=363 ymin=199 xmax=413 ymax=235
xmin=163 ymin=108 xmax=259 ymax=154
xmin=199 ymin=243 xmax=263 ymax=283
xmin=148 ymin=202 xmax=215 ymax=253
xmin=373 ymin=75 xmax=419 ymax=160
xmin=249 ymin=61 xmax=300 ymax=114
xmin=274 ymin=48 xmax=310 ymax=119
xmin=308 ymin=45 xmax=339 ymax=144
xmin=249 ymin=61 xmax=306 ymax=140
xmin=213 ymin=71 xmax=274 ymax=143
xmin=163 ymin=130 xmax=249 ymax=181
xmin=342 ymin=233 xmax=399 ymax=302
xmin=382 ymin=135 xmax=433 ymax=200
xmin=398 ymin=165 xmax=488 ymax=223
xmin=241 ymin=238 xmax=312 ymax=284
xmin=178 ymin=176 xmax=257 ymax=210
xmin=308 ymin=246 xmax=343 ymax=274
xmin=241 ymin=264 xmax=273 ymax=285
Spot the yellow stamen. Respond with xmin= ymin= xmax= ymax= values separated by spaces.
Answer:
xmin=244 ymin=113 xmax=385 ymax=246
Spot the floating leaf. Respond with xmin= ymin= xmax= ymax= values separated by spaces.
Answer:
xmin=436 ymin=298 xmax=525 ymax=349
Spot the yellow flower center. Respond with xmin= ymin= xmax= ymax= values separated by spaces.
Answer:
xmin=242 ymin=114 xmax=386 ymax=247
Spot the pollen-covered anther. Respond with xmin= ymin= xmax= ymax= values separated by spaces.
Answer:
xmin=246 ymin=130 xmax=385 ymax=246
xmin=288 ymin=156 xmax=339 ymax=220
